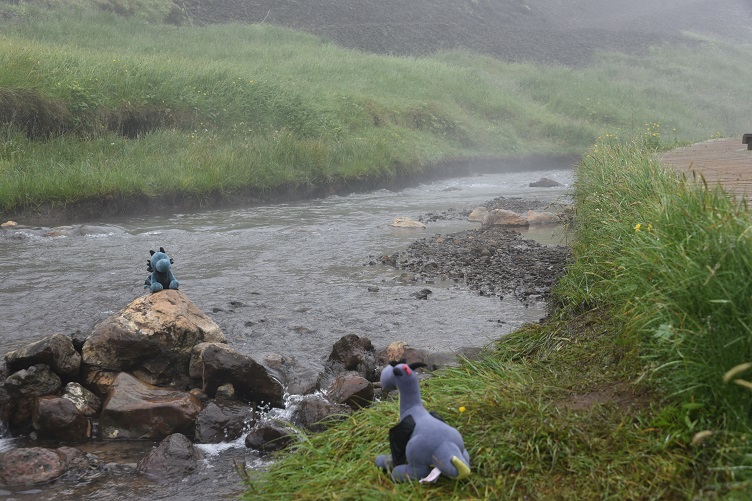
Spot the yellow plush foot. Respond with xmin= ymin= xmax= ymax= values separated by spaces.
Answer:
xmin=451 ymin=456 xmax=471 ymax=480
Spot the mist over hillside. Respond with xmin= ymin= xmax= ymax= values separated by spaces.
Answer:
xmin=176 ymin=0 xmax=752 ymax=66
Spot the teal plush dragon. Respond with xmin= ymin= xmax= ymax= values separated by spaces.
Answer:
xmin=144 ymin=247 xmax=180 ymax=293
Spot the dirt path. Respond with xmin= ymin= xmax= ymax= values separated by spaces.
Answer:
xmin=660 ymin=137 xmax=752 ymax=202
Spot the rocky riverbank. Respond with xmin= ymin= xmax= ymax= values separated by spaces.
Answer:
xmin=0 ymin=195 xmax=570 ymax=493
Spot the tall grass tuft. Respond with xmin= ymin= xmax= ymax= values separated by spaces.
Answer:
xmin=558 ymin=138 xmax=752 ymax=433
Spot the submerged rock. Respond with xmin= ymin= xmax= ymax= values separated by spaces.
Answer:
xmin=194 ymin=400 xmax=256 ymax=444
xmin=244 ymin=422 xmax=295 ymax=455
xmin=136 ymin=433 xmax=204 ymax=481
xmin=0 ymin=447 xmax=67 ymax=486
xmin=529 ymin=177 xmax=563 ymax=187
xmin=391 ymin=217 xmax=426 ymax=228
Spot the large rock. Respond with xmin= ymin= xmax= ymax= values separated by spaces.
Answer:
xmin=5 ymin=333 xmax=81 ymax=378
xmin=327 ymin=334 xmax=377 ymax=379
xmin=32 ymin=396 xmax=91 ymax=442
xmin=99 ymin=372 xmax=203 ymax=440
xmin=199 ymin=344 xmax=284 ymax=409
xmin=82 ymin=290 xmax=227 ymax=389
xmin=527 ymin=210 xmax=562 ymax=225
xmin=467 ymin=207 xmax=489 ymax=222
xmin=482 ymin=209 xmax=529 ymax=227
xmin=0 ymin=447 xmax=68 ymax=485
xmin=136 ymin=433 xmax=204 ymax=480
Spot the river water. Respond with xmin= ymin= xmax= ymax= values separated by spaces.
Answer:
xmin=0 ymin=159 xmax=573 ymax=500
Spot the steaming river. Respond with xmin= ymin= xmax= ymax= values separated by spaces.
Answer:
xmin=0 ymin=159 xmax=573 ymax=500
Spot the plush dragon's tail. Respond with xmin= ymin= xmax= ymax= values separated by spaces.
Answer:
xmin=432 ymin=442 xmax=471 ymax=480
xmin=451 ymin=455 xmax=471 ymax=479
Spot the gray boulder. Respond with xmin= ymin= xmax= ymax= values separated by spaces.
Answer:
xmin=5 ymin=333 xmax=81 ymax=378
xmin=4 ymin=364 xmax=62 ymax=427
xmin=289 ymin=394 xmax=352 ymax=433
xmin=244 ymin=421 xmax=295 ymax=455
xmin=199 ymin=343 xmax=284 ymax=409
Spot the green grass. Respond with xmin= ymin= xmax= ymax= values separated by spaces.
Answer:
xmin=243 ymin=312 xmax=706 ymax=500
xmin=560 ymin=139 xmax=752 ymax=429
xmin=1 ymin=3 xmax=752 ymax=215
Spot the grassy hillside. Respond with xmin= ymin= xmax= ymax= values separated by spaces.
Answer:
xmin=1 ymin=3 xmax=751 ymax=218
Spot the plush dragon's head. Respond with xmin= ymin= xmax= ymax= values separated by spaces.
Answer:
xmin=147 ymin=247 xmax=174 ymax=274
xmin=380 ymin=360 xmax=427 ymax=393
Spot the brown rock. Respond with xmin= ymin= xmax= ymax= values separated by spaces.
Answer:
xmin=32 ymin=396 xmax=91 ymax=441
xmin=326 ymin=372 xmax=374 ymax=409
xmin=82 ymin=290 xmax=226 ymax=388
xmin=99 ymin=372 xmax=203 ymax=440
xmin=378 ymin=341 xmax=428 ymax=367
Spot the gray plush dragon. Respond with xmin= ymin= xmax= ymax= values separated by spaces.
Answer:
xmin=375 ymin=361 xmax=471 ymax=482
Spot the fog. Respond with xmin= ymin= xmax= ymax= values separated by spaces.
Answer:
xmin=177 ymin=0 xmax=752 ymax=66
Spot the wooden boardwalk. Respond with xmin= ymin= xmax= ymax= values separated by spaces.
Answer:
xmin=660 ymin=137 xmax=752 ymax=203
